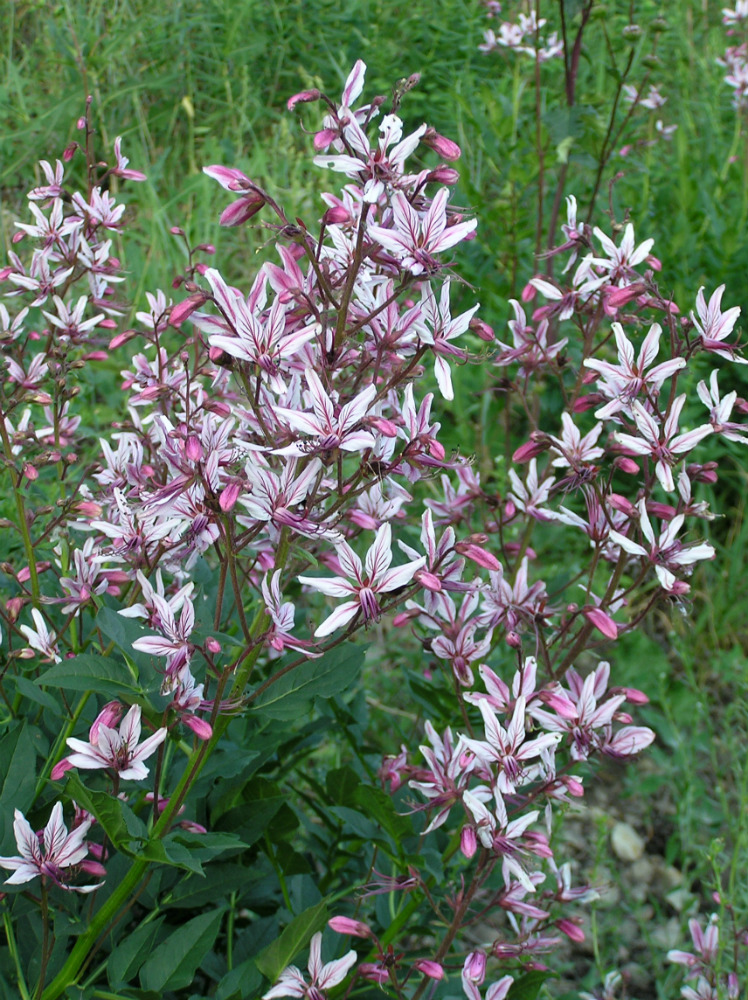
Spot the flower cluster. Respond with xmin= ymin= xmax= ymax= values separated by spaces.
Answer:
xmin=0 ymin=55 xmax=743 ymax=1000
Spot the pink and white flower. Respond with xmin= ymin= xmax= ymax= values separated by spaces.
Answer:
xmin=0 ymin=803 xmax=102 ymax=892
xmin=299 ymin=523 xmax=425 ymax=636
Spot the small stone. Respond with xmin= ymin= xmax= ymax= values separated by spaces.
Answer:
xmin=666 ymin=887 xmax=692 ymax=912
xmin=611 ymin=821 xmax=646 ymax=861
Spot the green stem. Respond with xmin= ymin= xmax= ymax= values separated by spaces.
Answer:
xmin=0 ymin=416 xmax=41 ymax=605
xmin=3 ymin=911 xmax=32 ymax=1000
xmin=34 ymin=692 xmax=91 ymax=801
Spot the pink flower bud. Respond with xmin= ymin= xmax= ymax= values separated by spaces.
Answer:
xmin=618 ymin=686 xmax=649 ymax=705
xmin=463 ymin=951 xmax=487 ymax=985
xmin=219 ymin=482 xmax=241 ymax=512
xmin=647 ymin=501 xmax=676 ymax=520
xmin=512 ymin=438 xmax=547 ymax=462
xmin=583 ymin=607 xmax=618 ymax=640
xmin=573 ymin=394 xmax=602 ymax=413
xmin=470 ymin=317 xmax=495 ymax=342
xmin=322 ymin=205 xmax=351 ymax=225
xmin=427 ymin=166 xmax=460 ymax=185
xmin=178 ymin=819 xmax=208 ymax=834
xmin=109 ymin=330 xmax=136 ymax=350
xmin=185 ymin=435 xmax=203 ymax=462
xmin=184 ymin=714 xmax=213 ymax=740
xmin=415 ymin=570 xmax=443 ymax=592
xmin=393 ymin=610 xmax=417 ymax=627
xmin=205 ymin=636 xmax=222 ymax=654
xmin=287 ymin=89 xmax=321 ymax=110
xmin=646 ymin=254 xmax=662 ymax=271
xmin=63 ymin=142 xmax=78 ymax=161
xmin=455 ymin=542 xmax=500 ymax=571
xmin=521 ymin=282 xmax=536 ymax=303
xmin=505 ymin=630 xmax=521 ymax=649
xmin=414 ymin=960 xmax=444 ymax=980
xmin=461 ymin=825 xmax=478 ymax=858
xmin=90 ymin=701 xmax=124 ymax=743
xmin=563 ymin=775 xmax=585 ymax=796
xmin=607 ymin=493 xmax=636 ymax=516
xmin=51 ymin=758 xmax=73 ymax=781
xmin=80 ymin=858 xmax=108 ymax=877
xmin=369 ymin=416 xmax=399 ymax=437
xmin=615 ymin=456 xmax=640 ymax=474
xmin=219 ymin=193 xmax=265 ymax=227
xmin=605 ymin=284 xmax=644 ymax=309
xmin=170 ymin=293 xmax=208 ymax=327
xmin=556 ymin=918 xmax=585 ymax=942
xmin=328 ymin=916 xmax=372 ymax=938
xmin=22 ymin=463 xmax=38 ymax=481
xmin=423 ymin=128 xmax=461 ymax=160
xmin=77 ymin=116 xmax=87 ymax=130
xmin=5 ymin=597 xmax=23 ymax=621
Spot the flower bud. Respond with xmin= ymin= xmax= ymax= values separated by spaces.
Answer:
xmin=463 ymin=951 xmax=487 ymax=985
xmin=219 ymin=482 xmax=241 ymax=512
xmin=184 ymin=714 xmax=213 ymax=740
xmin=461 ymin=825 xmax=478 ymax=859
xmin=328 ymin=916 xmax=372 ymax=938
xmin=427 ymin=166 xmax=460 ymax=185
xmin=414 ymin=960 xmax=444 ymax=980
xmin=583 ymin=607 xmax=618 ymax=640
xmin=423 ymin=128 xmax=461 ymax=160
xmin=506 ymin=630 xmax=521 ymax=649
xmin=555 ymin=918 xmax=585 ymax=942
xmin=287 ymin=89 xmax=321 ymax=111
xmin=470 ymin=316 xmax=494 ymax=341
xmin=90 ymin=701 xmax=124 ymax=743
xmin=51 ymin=758 xmax=73 ymax=781
xmin=170 ymin=293 xmax=208 ymax=327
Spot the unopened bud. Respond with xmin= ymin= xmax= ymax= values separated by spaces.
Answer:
xmin=427 ymin=166 xmax=460 ymax=185
xmin=328 ymin=916 xmax=372 ymax=938
xmin=414 ymin=960 xmax=444 ymax=981
xmin=622 ymin=23 xmax=642 ymax=41
xmin=556 ymin=918 xmax=585 ymax=942
xmin=460 ymin=825 xmax=478 ymax=859
xmin=287 ymin=89 xmax=321 ymax=111
xmin=423 ymin=128 xmax=461 ymax=160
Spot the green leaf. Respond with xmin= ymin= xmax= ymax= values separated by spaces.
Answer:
xmin=507 ymin=971 xmax=557 ymax=1000
xmin=168 ymin=863 xmax=257 ymax=910
xmin=251 ymin=644 xmax=366 ymax=719
xmin=254 ymin=899 xmax=329 ymax=981
xmin=215 ymin=959 xmax=263 ymax=1000
xmin=108 ymin=916 xmax=165 ymax=986
xmin=353 ymin=784 xmax=412 ymax=845
xmin=0 ymin=723 xmax=37 ymax=848
xmin=36 ymin=653 xmax=140 ymax=698
xmin=325 ymin=765 xmax=360 ymax=806
xmin=136 ymin=837 xmax=205 ymax=876
xmin=95 ymin=606 xmax=160 ymax=688
xmin=65 ymin=774 xmax=146 ymax=851
xmin=13 ymin=675 xmax=60 ymax=713
xmin=139 ymin=909 xmax=224 ymax=992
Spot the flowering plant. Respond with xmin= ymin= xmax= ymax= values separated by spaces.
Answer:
xmin=0 ymin=32 xmax=744 ymax=1000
